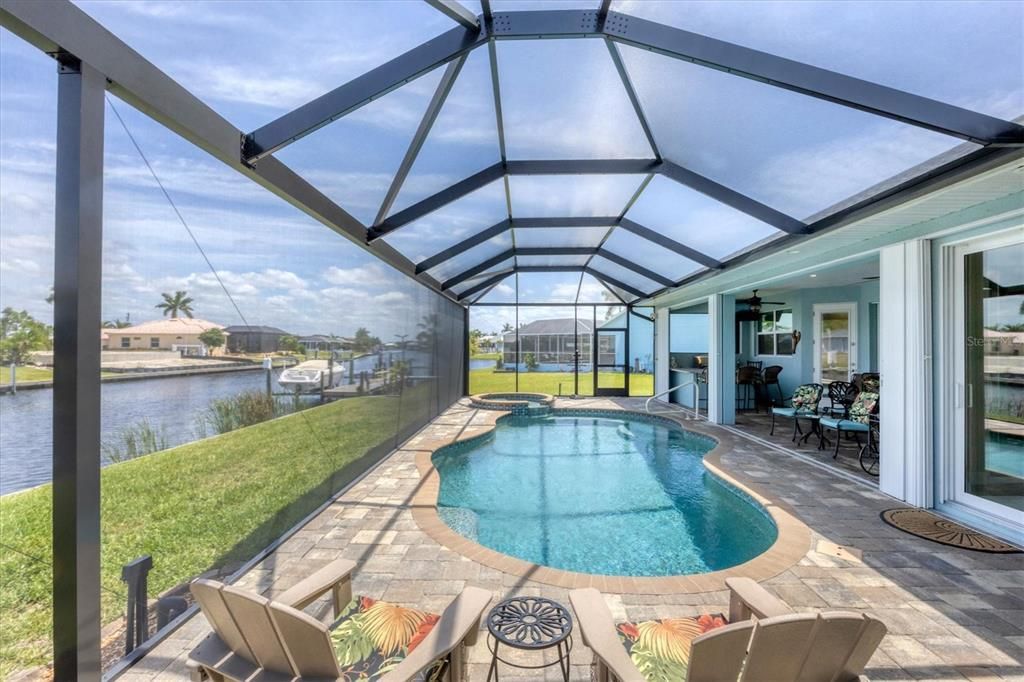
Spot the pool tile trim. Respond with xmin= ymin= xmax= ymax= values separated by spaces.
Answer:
xmin=408 ymin=400 xmax=812 ymax=594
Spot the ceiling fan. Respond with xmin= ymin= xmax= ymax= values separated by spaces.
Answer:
xmin=736 ymin=289 xmax=785 ymax=321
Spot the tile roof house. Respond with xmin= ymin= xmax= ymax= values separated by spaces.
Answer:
xmin=102 ymin=318 xmax=227 ymax=354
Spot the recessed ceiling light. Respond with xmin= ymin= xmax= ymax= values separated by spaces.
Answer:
xmin=788 ymin=249 xmax=800 ymax=254
xmin=809 ymin=274 xmax=817 ymax=278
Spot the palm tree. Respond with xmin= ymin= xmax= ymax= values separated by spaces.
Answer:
xmin=102 ymin=319 xmax=131 ymax=329
xmin=501 ymin=322 xmax=513 ymax=333
xmin=156 ymin=291 xmax=195 ymax=319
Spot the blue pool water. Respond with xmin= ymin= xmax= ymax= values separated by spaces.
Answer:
xmin=433 ymin=413 xmax=777 ymax=576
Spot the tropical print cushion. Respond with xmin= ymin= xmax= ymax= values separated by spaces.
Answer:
xmin=848 ymin=391 xmax=879 ymax=424
xmin=790 ymin=384 xmax=821 ymax=413
xmin=616 ymin=614 xmax=728 ymax=682
xmin=329 ymin=595 xmax=444 ymax=681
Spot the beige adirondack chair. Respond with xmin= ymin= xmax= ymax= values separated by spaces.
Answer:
xmin=187 ymin=558 xmax=491 ymax=682
xmin=570 ymin=577 xmax=887 ymax=682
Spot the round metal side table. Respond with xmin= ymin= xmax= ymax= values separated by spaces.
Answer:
xmin=485 ymin=596 xmax=573 ymax=681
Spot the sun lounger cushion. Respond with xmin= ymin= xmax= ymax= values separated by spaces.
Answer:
xmin=819 ymin=417 xmax=869 ymax=432
xmin=330 ymin=595 xmax=444 ymax=681
xmin=614 ymin=614 xmax=728 ymax=681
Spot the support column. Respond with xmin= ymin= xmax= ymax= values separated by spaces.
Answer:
xmin=878 ymin=241 xmax=933 ymax=506
xmin=52 ymin=56 xmax=105 ymax=682
xmin=654 ymin=308 xmax=669 ymax=397
xmin=707 ymin=294 xmax=736 ymax=424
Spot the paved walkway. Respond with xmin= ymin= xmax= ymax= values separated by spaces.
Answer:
xmin=121 ymin=398 xmax=1024 ymax=681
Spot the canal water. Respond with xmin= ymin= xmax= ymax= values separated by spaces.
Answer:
xmin=0 ymin=352 xmax=415 ymax=496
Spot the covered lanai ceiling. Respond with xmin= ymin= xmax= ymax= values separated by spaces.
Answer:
xmin=57 ymin=0 xmax=1021 ymax=307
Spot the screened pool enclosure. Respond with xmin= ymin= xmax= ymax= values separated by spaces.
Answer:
xmin=0 ymin=0 xmax=1021 ymax=678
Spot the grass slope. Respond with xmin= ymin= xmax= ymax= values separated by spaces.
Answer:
xmin=0 ymin=393 xmax=407 ymax=677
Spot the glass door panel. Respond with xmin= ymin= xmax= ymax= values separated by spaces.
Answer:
xmin=814 ymin=303 xmax=857 ymax=384
xmin=596 ymin=329 xmax=627 ymax=396
xmin=963 ymin=240 xmax=1024 ymax=514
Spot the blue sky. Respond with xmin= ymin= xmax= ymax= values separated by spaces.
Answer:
xmin=1 ymin=1 xmax=1020 ymax=339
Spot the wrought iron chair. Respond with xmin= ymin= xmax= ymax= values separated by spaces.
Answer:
xmin=819 ymin=391 xmax=880 ymax=460
xmin=770 ymin=383 xmax=824 ymax=444
xmin=826 ymin=381 xmax=855 ymax=418
xmin=860 ymin=414 xmax=880 ymax=475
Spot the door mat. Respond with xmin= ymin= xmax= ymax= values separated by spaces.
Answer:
xmin=880 ymin=509 xmax=1021 ymax=553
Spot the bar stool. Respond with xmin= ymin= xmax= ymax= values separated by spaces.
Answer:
xmin=736 ymin=365 xmax=760 ymax=411
xmin=761 ymin=365 xmax=784 ymax=406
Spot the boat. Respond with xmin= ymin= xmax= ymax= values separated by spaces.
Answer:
xmin=277 ymin=359 xmax=344 ymax=393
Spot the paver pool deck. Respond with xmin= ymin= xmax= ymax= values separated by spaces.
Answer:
xmin=122 ymin=398 xmax=1024 ymax=681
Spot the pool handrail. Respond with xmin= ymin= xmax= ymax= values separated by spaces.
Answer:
xmin=645 ymin=379 xmax=700 ymax=420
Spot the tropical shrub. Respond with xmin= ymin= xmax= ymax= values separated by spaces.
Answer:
xmin=524 ymin=352 xmax=538 ymax=372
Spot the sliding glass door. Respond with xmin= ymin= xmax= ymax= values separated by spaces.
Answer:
xmin=953 ymin=232 xmax=1024 ymax=523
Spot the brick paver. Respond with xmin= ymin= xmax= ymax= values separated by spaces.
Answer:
xmin=119 ymin=398 xmax=1024 ymax=682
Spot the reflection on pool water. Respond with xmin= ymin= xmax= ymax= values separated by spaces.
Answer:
xmin=433 ymin=412 xmax=777 ymax=576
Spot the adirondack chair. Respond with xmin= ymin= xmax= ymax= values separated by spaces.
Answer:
xmin=570 ymin=578 xmax=886 ymax=682
xmin=187 ymin=558 xmax=491 ymax=682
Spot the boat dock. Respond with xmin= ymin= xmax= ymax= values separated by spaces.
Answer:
xmin=322 ymin=371 xmax=391 ymax=399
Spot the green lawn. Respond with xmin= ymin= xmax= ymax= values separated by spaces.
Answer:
xmin=469 ymin=368 xmax=653 ymax=396
xmin=8 ymin=366 xmax=53 ymax=383
xmin=470 ymin=352 xmax=500 ymax=360
xmin=0 ymin=392 xmax=412 ymax=678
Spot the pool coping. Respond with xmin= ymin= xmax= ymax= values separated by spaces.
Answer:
xmin=407 ymin=400 xmax=812 ymax=594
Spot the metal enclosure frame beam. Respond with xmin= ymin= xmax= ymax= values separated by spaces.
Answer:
xmin=457 ymin=270 xmax=511 ymax=300
xmin=585 ymin=267 xmax=647 ymax=299
xmin=455 ymin=263 xmax=650 ymax=301
xmin=595 ymin=249 xmax=674 ymax=287
xmin=605 ymin=40 xmax=660 ymax=160
xmin=52 ymin=56 xmax=105 ymax=682
xmin=441 ymin=248 xmax=515 ymax=290
xmin=415 ymin=219 xmax=511 ymax=274
xmin=375 ymin=54 xmax=467 ymax=224
xmin=424 ymin=0 xmax=480 ymax=29
xmin=246 ymin=8 xmax=1020 ymax=162
xmin=244 ymin=25 xmax=488 ymax=160
xmin=619 ymin=218 xmax=723 ymax=269
xmin=0 ymin=0 xmax=453 ymax=298
xmin=372 ymin=162 xmax=505 ymax=238
xmin=601 ymin=10 xmax=1022 ymax=145
xmin=416 ymin=214 xmax=720 ymax=282
xmin=369 ymin=158 xmax=806 ymax=240
xmin=659 ymin=161 xmax=807 ymax=234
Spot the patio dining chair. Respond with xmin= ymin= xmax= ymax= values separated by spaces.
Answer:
xmin=819 ymin=391 xmax=880 ymax=461
xmin=187 ymin=558 xmax=491 ymax=682
xmin=570 ymin=578 xmax=887 ymax=682
xmin=769 ymin=383 xmax=824 ymax=444
xmin=826 ymin=380 xmax=856 ymax=418
xmin=761 ymin=365 xmax=784 ymax=406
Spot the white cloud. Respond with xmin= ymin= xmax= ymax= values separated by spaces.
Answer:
xmin=323 ymin=263 xmax=390 ymax=286
xmin=373 ymin=291 xmax=408 ymax=304
xmin=0 ymin=257 xmax=41 ymax=274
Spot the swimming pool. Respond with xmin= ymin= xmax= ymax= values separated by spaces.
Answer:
xmin=433 ymin=411 xmax=777 ymax=576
